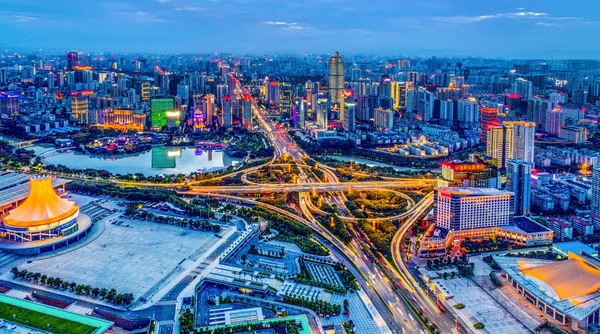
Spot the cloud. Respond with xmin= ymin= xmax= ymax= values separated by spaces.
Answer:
xmin=263 ymin=21 xmax=299 ymax=26
xmin=432 ymin=11 xmax=585 ymax=27
xmin=176 ymin=6 xmax=207 ymax=13
xmin=0 ymin=13 xmax=40 ymax=23
xmin=132 ymin=11 xmax=169 ymax=23
xmin=155 ymin=0 xmax=169 ymax=3
xmin=536 ymin=22 xmax=560 ymax=27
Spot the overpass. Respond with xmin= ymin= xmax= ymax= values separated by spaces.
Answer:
xmin=180 ymin=179 xmax=437 ymax=195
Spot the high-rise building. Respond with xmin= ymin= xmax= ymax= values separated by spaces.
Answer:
xmin=150 ymin=98 xmax=174 ymax=128
xmin=510 ymin=121 xmax=536 ymax=165
xmin=480 ymin=107 xmax=499 ymax=143
xmin=438 ymin=161 xmax=499 ymax=188
xmin=434 ymin=187 xmax=514 ymax=231
xmin=486 ymin=123 xmax=513 ymax=169
xmin=512 ymin=78 xmax=533 ymax=100
xmin=374 ymin=108 xmax=394 ymax=130
xmin=141 ymin=82 xmax=150 ymax=101
xmin=0 ymin=93 xmax=19 ymax=117
xmin=242 ymin=94 xmax=252 ymax=130
xmin=71 ymin=96 xmax=89 ymax=124
xmin=267 ymin=81 xmax=280 ymax=106
xmin=592 ymin=165 xmax=600 ymax=216
xmin=328 ymin=52 xmax=345 ymax=105
xmin=221 ymin=96 xmax=232 ymax=128
xmin=545 ymin=107 xmax=565 ymax=135
xmin=559 ymin=126 xmax=588 ymax=144
xmin=343 ymin=102 xmax=356 ymax=133
xmin=280 ymin=83 xmax=293 ymax=117
xmin=439 ymin=99 xmax=454 ymax=125
xmin=66 ymin=51 xmax=79 ymax=71
xmin=0 ymin=68 xmax=7 ymax=85
xmin=506 ymin=159 xmax=532 ymax=216
xmin=527 ymin=97 xmax=554 ymax=130
xmin=317 ymin=98 xmax=328 ymax=130
xmin=457 ymin=98 xmax=479 ymax=123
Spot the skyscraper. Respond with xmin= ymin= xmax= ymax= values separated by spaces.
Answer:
xmin=71 ymin=96 xmax=89 ymax=124
xmin=511 ymin=121 xmax=536 ymax=165
xmin=328 ymin=52 xmax=345 ymax=105
xmin=480 ymin=107 xmax=499 ymax=143
xmin=343 ymin=102 xmax=356 ymax=133
xmin=512 ymin=78 xmax=533 ymax=100
xmin=221 ymin=96 xmax=232 ymax=128
xmin=506 ymin=159 xmax=532 ymax=216
xmin=150 ymin=98 xmax=174 ymax=128
xmin=374 ymin=108 xmax=394 ymax=130
xmin=486 ymin=123 xmax=513 ymax=169
xmin=242 ymin=94 xmax=252 ymax=129
xmin=66 ymin=51 xmax=79 ymax=71
xmin=593 ymin=165 xmax=600 ymax=216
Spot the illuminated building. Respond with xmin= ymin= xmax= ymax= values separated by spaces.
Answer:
xmin=317 ymin=99 xmax=328 ymax=130
xmin=457 ymin=98 xmax=479 ymax=123
xmin=296 ymin=100 xmax=307 ymax=129
xmin=434 ymin=187 xmax=514 ymax=231
xmin=438 ymin=161 xmax=499 ymax=188
xmin=480 ymin=107 xmax=499 ymax=143
xmin=267 ymin=81 xmax=280 ymax=105
xmin=99 ymin=108 xmax=146 ymax=131
xmin=328 ymin=52 xmax=345 ymax=105
xmin=511 ymin=121 xmax=536 ymax=165
xmin=512 ymin=78 xmax=533 ymax=100
xmin=592 ymin=165 xmax=600 ymax=216
xmin=204 ymin=94 xmax=215 ymax=127
xmin=439 ymin=99 xmax=454 ymax=125
xmin=373 ymin=108 xmax=393 ymax=130
xmin=343 ymin=102 xmax=356 ymax=133
xmin=506 ymin=159 xmax=532 ymax=216
xmin=0 ymin=176 xmax=93 ymax=255
xmin=546 ymin=107 xmax=566 ymax=135
xmin=527 ymin=97 xmax=553 ymax=130
xmin=221 ymin=95 xmax=232 ymax=128
xmin=66 ymin=51 xmax=79 ymax=71
xmin=560 ymin=126 xmax=588 ymax=144
xmin=486 ymin=123 xmax=512 ymax=169
xmin=150 ymin=98 xmax=174 ymax=128
xmin=141 ymin=82 xmax=150 ymax=101
xmin=242 ymin=94 xmax=252 ymax=129
xmin=0 ymin=93 xmax=19 ymax=117
xmin=166 ymin=110 xmax=181 ymax=129
xmin=71 ymin=96 xmax=89 ymax=124
xmin=280 ymin=83 xmax=292 ymax=116
xmin=496 ymin=252 xmax=600 ymax=331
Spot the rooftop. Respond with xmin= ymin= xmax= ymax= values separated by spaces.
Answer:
xmin=513 ymin=216 xmax=552 ymax=233
xmin=436 ymin=187 xmax=513 ymax=197
xmin=0 ymin=172 xmax=69 ymax=208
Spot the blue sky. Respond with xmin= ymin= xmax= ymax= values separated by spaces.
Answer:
xmin=0 ymin=0 xmax=598 ymax=58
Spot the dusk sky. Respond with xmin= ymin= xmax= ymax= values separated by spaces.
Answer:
xmin=0 ymin=0 xmax=598 ymax=58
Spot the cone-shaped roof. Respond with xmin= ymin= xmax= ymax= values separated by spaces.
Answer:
xmin=4 ymin=177 xmax=78 ymax=227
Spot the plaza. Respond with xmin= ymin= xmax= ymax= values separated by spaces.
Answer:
xmin=16 ymin=210 xmax=232 ymax=304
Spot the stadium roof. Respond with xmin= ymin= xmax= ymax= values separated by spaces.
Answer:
xmin=4 ymin=177 xmax=78 ymax=227
xmin=520 ymin=253 xmax=600 ymax=300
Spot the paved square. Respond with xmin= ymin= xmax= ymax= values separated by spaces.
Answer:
xmin=19 ymin=216 xmax=229 ymax=300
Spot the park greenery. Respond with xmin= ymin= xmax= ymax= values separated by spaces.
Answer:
xmin=503 ymin=249 xmax=564 ymax=261
xmin=246 ymin=164 xmax=301 ymax=184
xmin=179 ymin=308 xmax=195 ymax=334
xmin=316 ymin=157 xmax=437 ymax=180
xmin=282 ymin=293 xmax=341 ymax=316
xmin=0 ymin=140 xmax=35 ymax=169
xmin=196 ymin=319 xmax=302 ymax=334
xmin=356 ymin=219 xmax=397 ymax=255
xmin=10 ymin=267 xmax=134 ymax=306
xmin=489 ymin=272 xmax=502 ymax=287
xmin=345 ymin=190 xmax=408 ymax=219
xmin=319 ymin=214 xmax=353 ymax=244
xmin=250 ymin=207 xmax=329 ymax=256
xmin=125 ymin=203 xmax=221 ymax=232
xmin=293 ymin=257 xmax=358 ymax=293
xmin=0 ymin=301 xmax=97 ymax=334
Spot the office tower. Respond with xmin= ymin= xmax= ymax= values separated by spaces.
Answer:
xmin=203 ymin=94 xmax=215 ymax=127
xmin=434 ymin=187 xmax=514 ymax=231
xmin=280 ymin=83 xmax=292 ymax=117
xmin=506 ymin=159 xmax=532 ymax=216
xmin=47 ymin=73 xmax=55 ymax=89
xmin=486 ymin=123 xmax=513 ymax=169
xmin=267 ymin=81 xmax=280 ymax=106
xmin=242 ymin=94 xmax=252 ymax=129
xmin=0 ymin=93 xmax=19 ymax=117
xmin=416 ymin=88 xmax=433 ymax=121
xmin=221 ymin=96 xmax=232 ymax=128
xmin=374 ymin=108 xmax=394 ymax=130
xmin=141 ymin=82 xmax=150 ymax=101
xmin=480 ymin=107 xmax=499 ymax=143
xmin=545 ymin=107 xmax=565 ymax=135
xmin=343 ymin=102 xmax=356 ymax=133
xmin=0 ymin=68 xmax=7 ymax=85
xmin=593 ymin=165 xmax=600 ymax=216
xmin=351 ymin=67 xmax=360 ymax=81
xmin=66 ymin=52 xmax=79 ymax=71
xmin=438 ymin=161 xmax=499 ymax=188
xmin=317 ymin=99 xmax=328 ymax=130
xmin=328 ymin=52 xmax=345 ymax=105
xmin=439 ymin=99 xmax=454 ymax=125
xmin=297 ymin=100 xmax=307 ymax=129
xmin=408 ymin=72 xmax=419 ymax=85
xmin=512 ymin=78 xmax=533 ymax=100
xmin=150 ymin=98 xmax=174 ymax=128
xmin=71 ymin=96 xmax=89 ymax=124
xmin=511 ymin=121 xmax=536 ymax=165
xmin=177 ymin=83 xmax=190 ymax=105
xmin=99 ymin=109 xmax=146 ymax=131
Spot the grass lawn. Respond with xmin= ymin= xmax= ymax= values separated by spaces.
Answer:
xmin=0 ymin=302 xmax=97 ymax=334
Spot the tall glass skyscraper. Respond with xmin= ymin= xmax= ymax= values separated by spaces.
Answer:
xmin=327 ymin=52 xmax=345 ymax=105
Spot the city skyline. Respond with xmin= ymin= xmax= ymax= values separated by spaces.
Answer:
xmin=1 ymin=0 xmax=599 ymax=58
